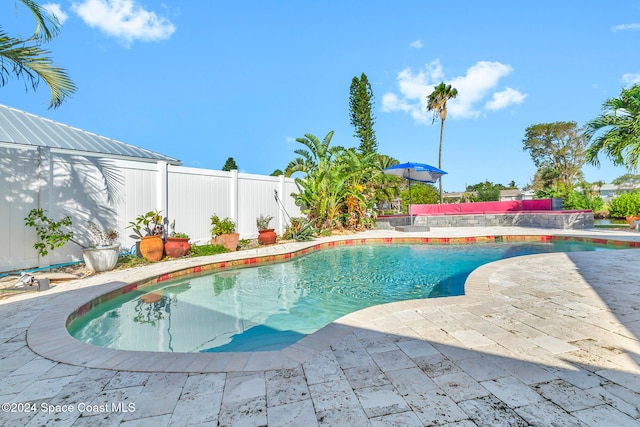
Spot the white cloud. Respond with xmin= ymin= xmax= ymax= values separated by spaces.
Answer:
xmin=43 ymin=3 xmax=68 ymax=25
xmin=622 ymin=73 xmax=640 ymax=85
xmin=382 ymin=60 xmax=526 ymax=123
xmin=486 ymin=87 xmax=527 ymax=110
xmin=72 ymin=0 xmax=176 ymax=45
xmin=410 ymin=39 xmax=423 ymax=49
xmin=612 ymin=23 xmax=640 ymax=32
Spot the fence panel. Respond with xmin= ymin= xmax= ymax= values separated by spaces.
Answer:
xmin=0 ymin=146 xmax=40 ymax=270
xmin=1 ymin=148 xmax=302 ymax=272
xmin=167 ymin=166 xmax=232 ymax=244
xmin=238 ymin=173 xmax=282 ymax=237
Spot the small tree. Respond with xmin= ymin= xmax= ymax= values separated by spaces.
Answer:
xmin=24 ymin=208 xmax=81 ymax=256
xmin=522 ymin=121 xmax=588 ymax=197
xmin=466 ymin=180 xmax=505 ymax=201
xmin=222 ymin=157 xmax=238 ymax=171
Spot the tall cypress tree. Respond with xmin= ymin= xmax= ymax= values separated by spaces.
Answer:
xmin=349 ymin=73 xmax=378 ymax=155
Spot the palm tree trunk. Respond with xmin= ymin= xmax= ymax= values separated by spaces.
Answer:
xmin=438 ymin=119 xmax=445 ymax=204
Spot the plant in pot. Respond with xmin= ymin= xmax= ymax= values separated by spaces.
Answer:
xmin=24 ymin=208 xmax=121 ymax=272
xmin=210 ymin=214 xmax=239 ymax=251
xmin=165 ymin=231 xmax=191 ymax=258
xmin=256 ymin=214 xmax=277 ymax=245
xmin=81 ymin=221 xmax=120 ymax=272
xmin=127 ymin=210 xmax=165 ymax=262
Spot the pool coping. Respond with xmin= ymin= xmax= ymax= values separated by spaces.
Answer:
xmin=25 ymin=230 xmax=640 ymax=373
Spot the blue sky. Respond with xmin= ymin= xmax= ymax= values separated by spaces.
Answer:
xmin=2 ymin=0 xmax=640 ymax=191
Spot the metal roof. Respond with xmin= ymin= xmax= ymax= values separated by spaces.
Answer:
xmin=0 ymin=104 xmax=181 ymax=164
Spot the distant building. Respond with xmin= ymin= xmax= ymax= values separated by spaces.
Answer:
xmin=443 ymin=189 xmax=534 ymax=203
xmin=595 ymin=183 xmax=640 ymax=202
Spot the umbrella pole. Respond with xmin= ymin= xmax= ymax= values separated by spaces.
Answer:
xmin=408 ymin=172 xmax=413 ymax=225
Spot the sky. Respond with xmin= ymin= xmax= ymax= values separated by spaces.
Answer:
xmin=2 ymin=0 xmax=640 ymax=192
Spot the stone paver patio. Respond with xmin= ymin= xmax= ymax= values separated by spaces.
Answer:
xmin=1 ymin=227 xmax=639 ymax=426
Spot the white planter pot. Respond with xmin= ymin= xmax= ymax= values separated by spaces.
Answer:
xmin=82 ymin=245 xmax=120 ymax=272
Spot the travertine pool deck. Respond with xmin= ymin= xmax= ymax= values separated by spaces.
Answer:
xmin=1 ymin=227 xmax=639 ymax=426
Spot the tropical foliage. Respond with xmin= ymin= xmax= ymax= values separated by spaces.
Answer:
xmin=585 ymin=85 xmax=640 ymax=171
xmin=1 ymin=0 xmax=76 ymax=108
xmin=127 ymin=210 xmax=164 ymax=238
xmin=283 ymin=217 xmax=315 ymax=241
xmin=427 ymin=82 xmax=458 ymax=203
xmin=285 ymin=131 xmax=387 ymax=232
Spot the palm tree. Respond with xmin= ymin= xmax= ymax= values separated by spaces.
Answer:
xmin=1 ymin=0 xmax=76 ymax=108
xmin=584 ymin=85 xmax=640 ymax=171
xmin=427 ymin=82 xmax=458 ymax=203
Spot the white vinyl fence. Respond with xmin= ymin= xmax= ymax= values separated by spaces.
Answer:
xmin=0 ymin=144 xmax=301 ymax=272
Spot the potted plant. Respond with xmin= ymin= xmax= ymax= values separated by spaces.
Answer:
xmin=127 ymin=210 xmax=165 ymax=262
xmin=210 ymin=214 xmax=239 ymax=251
xmin=256 ymin=214 xmax=277 ymax=245
xmin=81 ymin=221 xmax=120 ymax=272
xmin=164 ymin=232 xmax=191 ymax=258
xmin=24 ymin=209 xmax=121 ymax=272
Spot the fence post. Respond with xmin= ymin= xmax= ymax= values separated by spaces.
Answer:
xmin=230 ymin=169 xmax=239 ymax=231
xmin=157 ymin=161 xmax=168 ymax=226
xmin=36 ymin=146 xmax=53 ymax=267
xmin=278 ymin=174 xmax=285 ymax=235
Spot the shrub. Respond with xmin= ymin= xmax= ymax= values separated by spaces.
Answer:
xmin=563 ymin=191 xmax=604 ymax=211
xmin=400 ymin=184 xmax=439 ymax=213
xmin=609 ymin=191 xmax=640 ymax=218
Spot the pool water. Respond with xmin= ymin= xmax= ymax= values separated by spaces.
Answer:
xmin=68 ymin=241 xmax=614 ymax=353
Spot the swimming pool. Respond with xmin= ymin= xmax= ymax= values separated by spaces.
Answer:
xmin=68 ymin=240 xmax=616 ymax=353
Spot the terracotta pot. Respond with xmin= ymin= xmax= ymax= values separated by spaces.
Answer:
xmin=139 ymin=235 xmax=164 ymax=262
xmin=141 ymin=291 xmax=163 ymax=304
xmin=164 ymin=237 xmax=191 ymax=258
xmin=211 ymin=233 xmax=240 ymax=251
xmin=258 ymin=228 xmax=277 ymax=245
xmin=82 ymin=244 xmax=119 ymax=272
xmin=626 ymin=215 xmax=640 ymax=229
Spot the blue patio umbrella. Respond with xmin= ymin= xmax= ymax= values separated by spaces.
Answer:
xmin=383 ymin=162 xmax=447 ymax=224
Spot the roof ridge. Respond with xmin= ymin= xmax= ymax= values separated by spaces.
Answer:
xmin=0 ymin=103 xmax=181 ymax=164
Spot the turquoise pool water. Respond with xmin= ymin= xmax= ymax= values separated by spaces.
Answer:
xmin=68 ymin=241 xmax=615 ymax=353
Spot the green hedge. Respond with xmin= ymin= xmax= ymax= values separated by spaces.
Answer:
xmin=563 ymin=191 xmax=604 ymax=211
xmin=609 ymin=191 xmax=640 ymax=218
